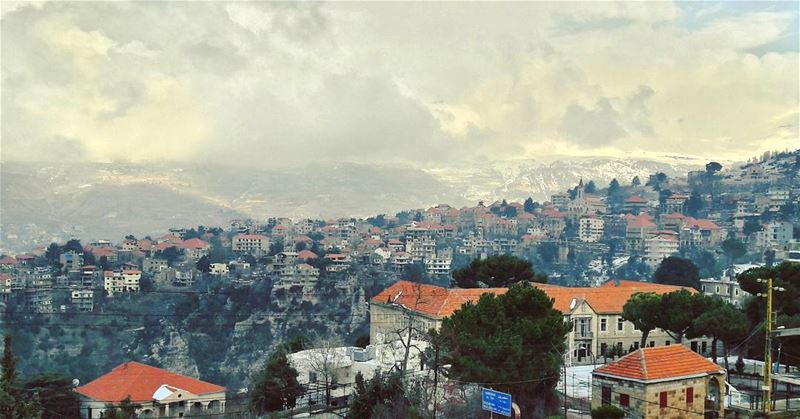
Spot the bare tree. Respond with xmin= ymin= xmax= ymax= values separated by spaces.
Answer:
xmin=390 ymin=282 xmax=429 ymax=374
xmin=307 ymin=336 xmax=346 ymax=407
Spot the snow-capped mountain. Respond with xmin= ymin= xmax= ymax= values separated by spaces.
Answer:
xmin=0 ymin=156 xmax=705 ymax=253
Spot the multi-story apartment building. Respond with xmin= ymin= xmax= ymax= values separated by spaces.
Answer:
xmin=371 ymin=280 xmax=712 ymax=366
xmin=0 ymin=274 xmax=11 ymax=302
xmin=424 ymin=257 xmax=452 ymax=278
xmin=104 ymin=270 xmax=141 ymax=296
xmin=405 ymin=238 xmax=436 ymax=262
xmin=324 ymin=253 xmax=351 ymax=272
xmin=60 ymin=251 xmax=84 ymax=272
xmin=71 ymin=289 xmax=94 ymax=312
xmin=272 ymin=252 xmax=299 ymax=277
xmin=756 ymin=221 xmax=794 ymax=248
xmin=143 ymin=258 xmax=169 ymax=273
xmin=644 ymin=232 xmax=679 ymax=268
xmin=232 ymin=234 xmax=270 ymax=257
xmin=579 ymin=216 xmax=605 ymax=242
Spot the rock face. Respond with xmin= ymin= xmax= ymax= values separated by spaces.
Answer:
xmin=147 ymin=329 xmax=200 ymax=378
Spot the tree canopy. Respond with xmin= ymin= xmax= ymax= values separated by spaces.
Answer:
xmin=653 ymin=256 xmax=700 ymax=290
xmin=721 ymin=238 xmax=747 ymax=264
xmin=705 ymin=161 xmax=722 ymax=174
xmin=621 ymin=292 xmax=662 ymax=348
xmin=440 ymin=283 xmax=571 ymax=417
xmin=249 ymin=350 xmax=304 ymax=414
xmin=22 ymin=373 xmax=81 ymax=419
xmin=452 ymin=254 xmax=546 ymax=288
xmin=686 ymin=299 xmax=747 ymax=370
xmin=347 ymin=372 xmax=423 ymax=419
xmin=653 ymin=290 xmax=708 ymax=343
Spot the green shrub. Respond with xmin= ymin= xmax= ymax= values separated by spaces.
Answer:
xmin=591 ymin=405 xmax=625 ymax=419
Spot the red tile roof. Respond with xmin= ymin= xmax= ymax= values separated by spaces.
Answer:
xmin=297 ymin=250 xmax=319 ymax=259
xmin=594 ymin=345 xmax=723 ymax=382
xmin=76 ymin=362 xmax=225 ymax=402
xmin=178 ymin=238 xmax=209 ymax=250
xmin=0 ymin=257 xmax=17 ymax=265
xmin=371 ymin=280 xmax=691 ymax=318
xmin=625 ymin=195 xmax=647 ymax=203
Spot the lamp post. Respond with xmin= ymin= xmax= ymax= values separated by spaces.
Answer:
xmin=756 ymin=278 xmax=785 ymax=415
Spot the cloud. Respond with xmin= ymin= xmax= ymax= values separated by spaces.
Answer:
xmin=1 ymin=1 xmax=797 ymax=167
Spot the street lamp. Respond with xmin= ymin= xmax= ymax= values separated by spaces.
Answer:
xmin=756 ymin=278 xmax=784 ymax=415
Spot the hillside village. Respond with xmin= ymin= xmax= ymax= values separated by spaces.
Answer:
xmin=1 ymin=150 xmax=799 ymax=418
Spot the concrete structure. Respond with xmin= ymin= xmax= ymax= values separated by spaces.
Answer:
xmin=579 ymin=216 xmax=605 ymax=243
xmin=76 ymin=362 xmax=225 ymax=418
xmin=231 ymin=234 xmax=270 ymax=256
xmin=60 ymin=251 xmax=84 ymax=271
xmin=209 ymin=263 xmax=229 ymax=276
xmin=644 ymin=232 xmax=679 ymax=268
xmin=103 ymin=270 xmax=141 ymax=296
xmin=592 ymin=346 xmax=725 ymax=418
xmin=71 ymin=288 xmax=94 ymax=312
xmin=700 ymin=277 xmax=747 ymax=307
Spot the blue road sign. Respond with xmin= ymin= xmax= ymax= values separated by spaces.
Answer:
xmin=482 ymin=388 xmax=512 ymax=417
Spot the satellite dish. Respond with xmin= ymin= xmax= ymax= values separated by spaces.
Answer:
xmin=569 ymin=298 xmax=577 ymax=310
xmin=72 ymin=379 xmax=80 ymax=387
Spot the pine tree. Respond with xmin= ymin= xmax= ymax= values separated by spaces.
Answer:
xmin=1 ymin=333 xmax=15 ymax=386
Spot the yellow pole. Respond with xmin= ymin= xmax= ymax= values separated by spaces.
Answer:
xmin=763 ymin=277 xmax=773 ymax=415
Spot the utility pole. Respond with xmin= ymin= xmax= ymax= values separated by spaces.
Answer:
xmin=763 ymin=277 xmax=772 ymax=416
xmin=563 ymin=360 xmax=568 ymax=418
xmin=757 ymin=277 xmax=784 ymax=416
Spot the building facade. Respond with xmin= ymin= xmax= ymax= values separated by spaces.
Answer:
xmin=592 ymin=345 xmax=725 ymax=418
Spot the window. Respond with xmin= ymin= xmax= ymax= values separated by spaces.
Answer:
xmin=716 ymin=286 xmax=720 ymax=293
xmin=701 ymin=341 xmax=708 ymax=354
xmin=633 ymin=341 xmax=639 ymax=350
xmin=619 ymin=393 xmax=630 ymax=407
xmin=686 ymin=387 xmax=694 ymax=406
xmin=660 ymin=391 xmax=668 ymax=408
xmin=600 ymin=343 xmax=608 ymax=356
xmin=617 ymin=318 xmax=624 ymax=331
xmin=735 ymin=289 xmax=739 ymax=296
xmin=691 ymin=341 xmax=698 ymax=352
xmin=602 ymin=386 xmax=612 ymax=405
xmin=649 ymin=341 xmax=655 ymax=348
xmin=600 ymin=318 xmax=607 ymax=332
xmin=665 ymin=340 xmax=671 ymax=346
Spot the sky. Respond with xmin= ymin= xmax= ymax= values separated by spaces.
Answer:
xmin=1 ymin=1 xmax=798 ymax=168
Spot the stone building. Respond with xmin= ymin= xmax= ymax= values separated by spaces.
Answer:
xmin=592 ymin=345 xmax=725 ymax=418
xmin=77 ymin=362 xmax=226 ymax=418
xmin=370 ymin=280 xmax=713 ymax=366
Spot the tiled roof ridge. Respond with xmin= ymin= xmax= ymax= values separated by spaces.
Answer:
xmin=639 ymin=349 xmax=648 ymax=380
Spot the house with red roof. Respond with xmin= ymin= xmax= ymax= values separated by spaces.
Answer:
xmin=624 ymin=195 xmax=649 ymax=214
xmin=370 ymin=280 xmax=711 ymax=366
xmin=591 ymin=345 xmax=725 ymax=418
xmin=177 ymin=238 xmax=209 ymax=260
xmin=76 ymin=361 xmax=226 ymax=418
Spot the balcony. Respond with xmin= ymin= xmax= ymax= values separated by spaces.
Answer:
xmin=574 ymin=331 xmax=593 ymax=339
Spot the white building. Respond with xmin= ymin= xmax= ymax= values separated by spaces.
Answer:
xmin=578 ymin=216 xmax=605 ymax=243
xmin=103 ymin=270 xmax=141 ymax=296
xmin=71 ymin=289 xmax=94 ymax=312
xmin=209 ymin=263 xmax=229 ymax=276
xmin=644 ymin=233 xmax=679 ymax=268
xmin=424 ymin=257 xmax=452 ymax=277
xmin=763 ymin=221 xmax=794 ymax=247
